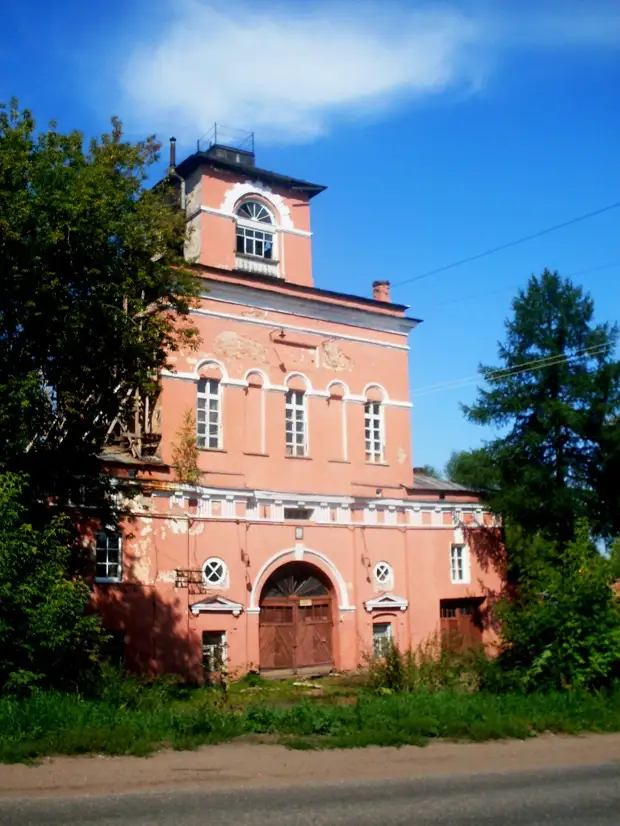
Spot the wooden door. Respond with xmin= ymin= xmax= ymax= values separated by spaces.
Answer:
xmin=296 ymin=600 xmax=332 ymax=667
xmin=259 ymin=603 xmax=295 ymax=670
xmin=440 ymin=599 xmax=483 ymax=651
xmin=259 ymin=564 xmax=334 ymax=673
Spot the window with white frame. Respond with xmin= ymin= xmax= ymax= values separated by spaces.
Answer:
xmin=364 ymin=401 xmax=384 ymax=463
xmin=202 ymin=557 xmax=228 ymax=587
xmin=450 ymin=544 xmax=470 ymax=584
xmin=95 ymin=531 xmax=122 ymax=582
xmin=235 ymin=199 xmax=274 ymax=260
xmin=373 ymin=561 xmax=393 ymax=588
xmin=373 ymin=622 xmax=392 ymax=658
xmin=285 ymin=389 xmax=307 ymax=456
xmin=202 ymin=631 xmax=226 ymax=673
xmin=197 ymin=378 xmax=221 ymax=449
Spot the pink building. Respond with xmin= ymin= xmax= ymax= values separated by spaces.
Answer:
xmin=94 ymin=139 xmax=503 ymax=679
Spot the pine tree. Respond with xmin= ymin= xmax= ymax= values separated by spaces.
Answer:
xmin=465 ymin=269 xmax=620 ymax=545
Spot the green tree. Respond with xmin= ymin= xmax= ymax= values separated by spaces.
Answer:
xmin=465 ymin=270 xmax=620 ymax=545
xmin=0 ymin=100 xmax=198 ymax=525
xmin=493 ymin=520 xmax=620 ymax=691
xmin=444 ymin=448 xmax=498 ymax=491
xmin=0 ymin=473 xmax=106 ymax=692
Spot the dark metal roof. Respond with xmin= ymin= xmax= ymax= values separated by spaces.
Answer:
xmin=175 ymin=152 xmax=327 ymax=199
xmin=408 ymin=472 xmax=476 ymax=493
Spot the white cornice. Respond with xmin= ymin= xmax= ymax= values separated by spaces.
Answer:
xmin=198 ymin=279 xmax=417 ymax=340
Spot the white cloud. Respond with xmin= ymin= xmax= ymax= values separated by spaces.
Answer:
xmin=117 ymin=0 xmax=620 ymax=144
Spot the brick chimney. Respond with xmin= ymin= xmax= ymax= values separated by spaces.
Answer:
xmin=372 ymin=280 xmax=391 ymax=303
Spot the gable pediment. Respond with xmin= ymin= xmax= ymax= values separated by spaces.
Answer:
xmin=364 ymin=593 xmax=409 ymax=613
xmin=190 ymin=596 xmax=244 ymax=617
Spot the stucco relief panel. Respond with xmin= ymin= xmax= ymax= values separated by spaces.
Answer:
xmin=213 ymin=331 xmax=269 ymax=366
xmin=320 ymin=340 xmax=353 ymax=372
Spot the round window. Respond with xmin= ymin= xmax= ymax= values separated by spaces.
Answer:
xmin=202 ymin=557 xmax=228 ymax=586
xmin=374 ymin=561 xmax=393 ymax=585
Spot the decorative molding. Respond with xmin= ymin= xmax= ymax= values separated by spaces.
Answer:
xmin=190 ymin=596 xmax=244 ymax=617
xmin=248 ymin=546 xmax=354 ymax=612
xmin=219 ymin=181 xmax=296 ymax=231
xmin=365 ymin=593 xmax=409 ymax=613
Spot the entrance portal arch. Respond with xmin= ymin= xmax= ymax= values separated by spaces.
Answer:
xmin=258 ymin=561 xmax=334 ymax=673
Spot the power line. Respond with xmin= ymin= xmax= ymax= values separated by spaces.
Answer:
xmin=412 ymin=343 xmax=611 ymax=398
xmin=422 ymin=260 xmax=620 ymax=312
xmin=392 ymin=201 xmax=620 ymax=289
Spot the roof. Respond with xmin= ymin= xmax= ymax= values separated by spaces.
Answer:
xmin=409 ymin=471 xmax=477 ymax=494
xmin=175 ymin=151 xmax=327 ymax=199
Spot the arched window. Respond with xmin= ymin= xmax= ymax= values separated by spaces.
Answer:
xmin=285 ymin=389 xmax=307 ymax=456
xmin=197 ymin=377 xmax=222 ymax=450
xmin=364 ymin=399 xmax=384 ymax=463
xmin=235 ymin=199 xmax=274 ymax=260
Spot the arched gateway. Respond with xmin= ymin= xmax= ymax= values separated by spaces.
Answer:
xmin=259 ymin=562 xmax=334 ymax=674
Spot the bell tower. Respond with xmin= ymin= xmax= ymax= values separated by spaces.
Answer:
xmin=171 ymin=126 xmax=326 ymax=287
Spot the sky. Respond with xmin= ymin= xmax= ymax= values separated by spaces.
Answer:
xmin=2 ymin=0 xmax=619 ymax=472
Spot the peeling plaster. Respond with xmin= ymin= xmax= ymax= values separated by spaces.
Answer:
xmin=157 ymin=570 xmax=177 ymax=584
xmin=189 ymin=521 xmax=205 ymax=536
xmin=169 ymin=518 xmax=189 ymax=535
xmin=213 ymin=331 xmax=269 ymax=365
xmin=397 ymin=448 xmax=407 ymax=465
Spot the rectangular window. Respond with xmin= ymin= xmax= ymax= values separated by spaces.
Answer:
xmin=373 ymin=622 xmax=392 ymax=658
xmin=197 ymin=378 xmax=221 ymax=449
xmin=285 ymin=390 xmax=307 ymax=456
xmin=450 ymin=544 xmax=469 ymax=584
xmin=202 ymin=631 xmax=226 ymax=673
xmin=364 ymin=402 xmax=384 ymax=463
xmin=284 ymin=507 xmax=314 ymax=521
xmin=236 ymin=226 xmax=274 ymax=259
xmin=96 ymin=532 xmax=122 ymax=582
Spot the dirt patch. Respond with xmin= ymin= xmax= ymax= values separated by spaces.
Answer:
xmin=1 ymin=734 xmax=619 ymax=799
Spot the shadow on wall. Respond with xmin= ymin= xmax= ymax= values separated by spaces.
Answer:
xmin=465 ymin=525 xmax=507 ymax=636
xmin=94 ymin=583 xmax=200 ymax=682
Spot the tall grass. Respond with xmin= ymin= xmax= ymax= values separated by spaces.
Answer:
xmin=1 ymin=678 xmax=620 ymax=763
xmin=366 ymin=634 xmax=489 ymax=694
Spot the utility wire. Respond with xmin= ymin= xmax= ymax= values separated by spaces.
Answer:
xmin=412 ymin=343 xmax=611 ymax=398
xmin=392 ymin=201 xmax=620 ymax=289
xmin=423 ymin=260 xmax=620 ymax=312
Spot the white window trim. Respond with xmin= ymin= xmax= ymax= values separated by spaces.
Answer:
xmin=95 ymin=531 xmax=122 ymax=583
xmin=285 ymin=389 xmax=308 ymax=457
xmin=235 ymin=199 xmax=277 ymax=262
xmin=364 ymin=401 xmax=385 ymax=463
xmin=450 ymin=544 xmax=471 ymax=584
xmin=202 ymin=557 xmax=229 ymax=588
xmin=197 ymin=378 xmax=223 ymax=450
xmin=373 ymin=561 xmax=394 ymax=588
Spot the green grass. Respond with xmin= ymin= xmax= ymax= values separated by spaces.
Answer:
xmin=1 ymin=682 xmax=620 ymax=763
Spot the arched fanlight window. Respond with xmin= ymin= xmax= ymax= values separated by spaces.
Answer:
xmin=235 ymin=199 xmax=275 ymax=261
xmin=236 ymin=200 xmax=273 ymax=224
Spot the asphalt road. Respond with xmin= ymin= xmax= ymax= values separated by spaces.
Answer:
xmin=1 ymin=763 xmax=619 ymax=825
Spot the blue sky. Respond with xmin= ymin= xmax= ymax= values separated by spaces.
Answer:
xmin=2 ymin=0 xmax=619 ymax=472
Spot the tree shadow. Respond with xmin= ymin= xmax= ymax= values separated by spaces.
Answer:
xmin=93 ymin=538 xmax=201 ymax=681
xmin=464 ymin=525 xmax=507 ymax=636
